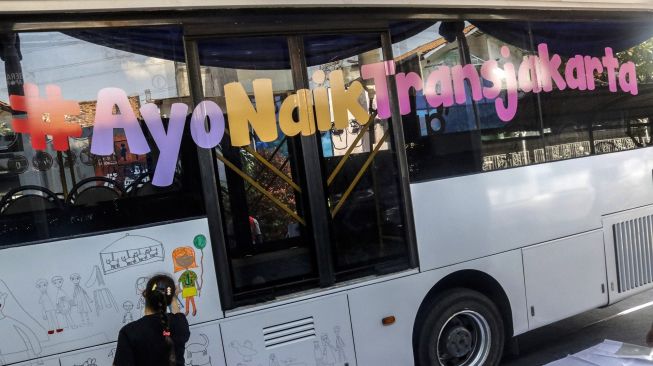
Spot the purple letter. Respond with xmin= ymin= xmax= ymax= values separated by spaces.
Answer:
xmin=361 ymin=61 xmax=395 ymax=119
xmin=191 ymin=101 xmax=226 ymax=148
xmin=619 ymin=61 xmax=638 ymax=95
xmin=537 ymin=43 xmax=567 ymax=92
xmin=395 ymin=72 xmax=423 ymax=115
xmin=140 ymin=102 xmax=188 ymax=187
xmin=602 ymin=47 xmax=619 ymax=92
xmin=91 ymin=88 xmax=149 ymax=156
xmin=424 ymin=66 xmax=454 ymax=108
xmin=451 ymin=64 xmax=483 ymax=104
xmin=584 ymin=56 xmax=604 ymax=90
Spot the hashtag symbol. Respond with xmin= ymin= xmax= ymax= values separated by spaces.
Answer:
xmin=10 ymin=83 xmax=81 ymax=151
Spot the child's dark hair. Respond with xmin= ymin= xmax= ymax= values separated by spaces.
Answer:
xmin=144 ymin=274 xmax=176 ymax=366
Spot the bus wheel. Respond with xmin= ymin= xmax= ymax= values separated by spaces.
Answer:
xmin=416 ymin=288 xmax=504 ymax=366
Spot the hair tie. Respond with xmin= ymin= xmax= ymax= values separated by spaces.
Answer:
xmin=163 ymin=330 xmax=171 ymax=337
xmin=152 ymin=284 xmax=157 ymax=291
xmin=166 ymin=287 xmax=172 ymax=296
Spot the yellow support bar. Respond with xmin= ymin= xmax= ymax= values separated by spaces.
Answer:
xmin=326 ymin=117 xmax=374 ymax=187
xmin=243 ymin=146 xmax=301 ymax=193
xmin=331 ymin=130 xmax=390 ymax=218
xmin=216 ymin=154 xmax=306 ymax=226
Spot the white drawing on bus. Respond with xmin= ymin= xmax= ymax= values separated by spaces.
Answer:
xmin=52 ymin=276 xmax=77 ymax=330
xmin=122 ymin=301 xmax=134 ymax=324
xmin=333 ymin=326 xmax=347 ymax=362
xmin=0 ymin=290 xmax=44 ymax=363
xmin=85 ymin=265 xmax=119 ymax=316
xmin=73 ymin=358 xmax=98 ymax=366
xmin=185 ymin=333 xmax=211 ymax=366
xmin=70 ymin=273 xmax=93 ymax=327
xmin=99 ymin=234 xmax=164 ymax=275
xmin=36 ymin=278 xmax=61 ymax=334
xmin=230 ymin=340 xmax=257 ymax=362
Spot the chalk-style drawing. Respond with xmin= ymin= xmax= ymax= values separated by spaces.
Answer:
xmin=269 ymin=353 xmax=281 ymax=366
xmin=122 ymin=301 xmax=134 ymax=324
xmin=314 ymin=334 xmax=337 ymax=366
xmin=108 ymin=347 xmax=116 ymax=358
xmin=99 ymin=234 xmax=165 ymax=275
xmin=334 ymin=326 xmax=347 ymax=362
xmin=135 ymin=276 xmax=148 ymax=311
xmin=70 ymin=273 xmax=93 ymax=327
xmin=86 ymin=266 xmax=119 ymax=316
xmin=230 ymin=340 xmax=257 ymax=362
xmin=279 ymin=357 xmax=306 ymax=366
xmin=35 ymin=279 xmax=61 ymax=334
xmin=173 ymin=247 xmax=202 ymax=317
xmin=51 ymin=276 xmax=76 ymax=330
xmin=185 ymin=333 xmax=211 ymax=366
xmin=0 ymin=292 xmax=43 ymax=361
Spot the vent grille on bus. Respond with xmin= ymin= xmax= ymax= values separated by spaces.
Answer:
xmin=263 ymin=316 xmax=316 ymax=349
xmin=613 ymin=216 xmax=653 ymax=293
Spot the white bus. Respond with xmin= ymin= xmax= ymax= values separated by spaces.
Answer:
xmin=0 ymin=2 xmax=652 ymax=366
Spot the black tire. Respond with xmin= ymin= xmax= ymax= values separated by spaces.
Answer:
xmin=416 ymin=288 xmax=505 ymax=366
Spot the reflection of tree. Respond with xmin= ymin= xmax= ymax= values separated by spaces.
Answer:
xmin=241 ymin=148 xmax=297 ymax=241
xmin=618 ymin=39 xmax=653 ymax=83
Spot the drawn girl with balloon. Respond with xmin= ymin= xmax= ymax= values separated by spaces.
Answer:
xmin=171 ymin=234 xmax=207 ymax=317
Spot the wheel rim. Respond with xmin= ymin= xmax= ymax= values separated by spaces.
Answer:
xmin=435 ymin=310 xmax=492 ymax=366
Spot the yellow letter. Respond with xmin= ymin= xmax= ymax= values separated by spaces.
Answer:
xmin=225 ymin=79 xmax=277 ymax=146
xmin=329 ymin=70 xmax=370 ymax=129
xmin=279 ymin=89 xmax=316 ymax=137
xmin=313 ymin=86 xmax=332 ymax=132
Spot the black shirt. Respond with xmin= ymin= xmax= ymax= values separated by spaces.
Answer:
xmin=113 ymin=313 xmax=190 ymax=366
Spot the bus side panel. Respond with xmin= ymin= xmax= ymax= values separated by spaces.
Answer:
xmin=0 ymin=218 xmax=223 ymax=365
xmin=411 ymin=147 xmax=653 ymax=272
xmin=347 ymin=249 xmax=527 ymax=366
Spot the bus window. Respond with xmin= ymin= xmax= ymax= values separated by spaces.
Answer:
xmin=392 ymin=21 xmax=544 ymax=181
xmin=532 ymin=21 xmax=653 ymax=158
xmin=0 ymin=27 xmax=205 ymax=248
xmin=305 ymin=33 xmax=411 ymax=280
xmin=197 ymin=36 xmax=319 ymax=302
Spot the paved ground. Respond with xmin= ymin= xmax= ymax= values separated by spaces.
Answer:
xmin=502 ymin=289 xmax=653 ymax=365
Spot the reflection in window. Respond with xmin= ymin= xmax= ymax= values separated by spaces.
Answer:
xmin=0 ymin=27 xmax=205 ymax=247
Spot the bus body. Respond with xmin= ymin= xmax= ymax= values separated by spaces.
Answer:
xmin=0 ymin=2 xmax=652 ymax=366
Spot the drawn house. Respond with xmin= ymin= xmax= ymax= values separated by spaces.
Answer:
xmin=99 ymin=234 xmax=165 ymax=275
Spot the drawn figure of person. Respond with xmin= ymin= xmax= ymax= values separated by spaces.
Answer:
xmin=122 ymin=301 xmax=134 ymax=324
xmin=0 ymin=292 xmax=43 ymax=360
xmin=51 ymin=276 xmax=76 ymax=329
xmin=269 ymin=353 xmax=281 ymax=366
xmin=173 ymin=247 xmax=201 ymax=316
xmin=70 ymin=273 xmax=93 ymax=327
xmin=318 ymin=334 xmax=336 ymax=366
xmin=313 ymin=341 xmax=323 ymax=366
xmin=334 ymin=326 xmax=347 ymax=362
xmin=135 ymin=276 xmax=148 ymax=311
xmin=229 ymin=340 xmax=257 ymax=362
xmin=35 ymin=279 xmax=61 ymax=334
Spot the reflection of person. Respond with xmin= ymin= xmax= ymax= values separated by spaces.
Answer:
xmin=120 ymin=143 xmax=127 ymax=161
xmin=172 ymin=247 xmax=200 ymax=316
xmin=113 ymin=274 xmax=190 ymax=366
xmin=70 ymin=273 xmax=93 ymax=327
xmin=36 ymin=279 xmax=61 ymax=334
xmin=249 ymin=216 xmax=262 ymax=244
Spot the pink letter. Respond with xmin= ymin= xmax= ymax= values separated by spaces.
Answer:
xmin=619 ymin=61 xmax=638 ymax=95
xmin=602 ymin=47 xmax=619 ymax=92
xmin=91 ymin=88 xmax=150 ymax=156
xmin=361 ymin=61 xmax=395 ymax=119
xmin=424 ymin=66 xmax=454 ymax=108
xmin=191 ymin=101 xmax=226 ymax=148
xmin=451 ymin=64 xmax=483 ymax=104
xmin=480 ymin=60 xmax=502 ymax=99
xmin=537 ymin=43 xmax=567 ymax=92
xmin=583 ymin=56 xmax=604 ymax=90
xmin=565 ymin=55 xmax=587 ymax=90
xmin=496 ymin=46 xmax=518 ymax=122
xmin=395 ymin=72 xmax=423 ymax=115
xmin=140 ymin=102 xmax=188 ymax=187
xmin=518 ymin=55 xmax=541 ymax=93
